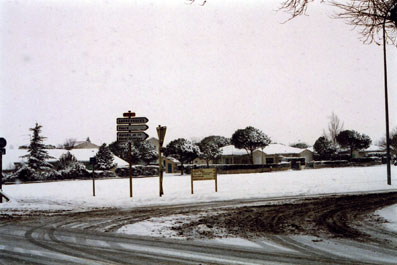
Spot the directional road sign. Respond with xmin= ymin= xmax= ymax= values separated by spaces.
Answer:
xmin=117 ymin=132 xmax=149 ymax=142
xmin=117 ymin=117 xmax=149 ymax=124
xmin=117 ymin=124 xmax=149 ymax=132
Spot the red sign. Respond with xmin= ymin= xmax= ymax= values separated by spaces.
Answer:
xmin=123 ymin=112 xmax=136 ymax=117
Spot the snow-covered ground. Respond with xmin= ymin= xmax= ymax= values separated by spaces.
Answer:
xmin=1 ymin=164 xmax=396 ymax=216
xmin=376 ymin=204 xmax=397 ymax=232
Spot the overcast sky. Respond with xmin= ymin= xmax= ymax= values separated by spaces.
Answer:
xmin=1 ymin=0 xmax=396 ymax=149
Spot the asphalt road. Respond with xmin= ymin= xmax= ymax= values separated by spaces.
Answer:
xmin=0 ymin=191 xmax=396 ymax=264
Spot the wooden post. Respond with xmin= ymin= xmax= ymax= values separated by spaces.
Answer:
xmin=0 ymin=153 xmax=2 ymax=203
xmin=92 ymin=165 xmax=95 ymax=197
xmin=215 ymin=171 xmax=218 ymax=192
xmin=159 ymin=143 xmax=163 ymax=197
xmin=129 ymin=141 xmax=133 ymax=198
xmin=157 ymin=125 xmax=166 ymax=197
xmin=191 ymin=174 xmax=194 ymax=194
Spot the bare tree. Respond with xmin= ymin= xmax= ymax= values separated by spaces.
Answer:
xmin=279 ymin=0 xmax=397 ymax=43
xmin=63 ymin=138 xmax=77 ymax=150
xmin=279 ymin=0 xmax=322 ymax=20
xmin=332 ymin=0 xmax=397 ymax=44
xmin=185 ymin=0 xmax=207 ymax=6
xmin=379 ymin=127 xmax=397 ymax=154
xmin=328 ymin=112 xmax=344 ymax=146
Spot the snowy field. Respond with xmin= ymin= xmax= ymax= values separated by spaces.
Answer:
xmin=1 ymin=165 xmax=397 ymax=241
xmin=1 ymin=165 xmax=396 ymax=213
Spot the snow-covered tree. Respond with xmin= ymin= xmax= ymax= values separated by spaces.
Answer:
xmin=136 ymin=140 xmax=158 ymax=165
xmin=198 ymin=141 xmax=222 ymax=167
xmin=200 ymin=135 xmax=230 ymax=148
xmin=336 ymin=130 xmax=372 ymax=159
xmin=379 ymin=127 xmax=397 ymax=155
xmin=96 ymin=143 xmax=115 ymax=170
xmin=231 ymin=126 xmax=271 ymax=164
xmin=290 ymin=142 xmax=309 ymax=149
xmin=164 ymin=138 xmax=200 ymax=175
xmin=23 ymin=123 xmax=53 ymax=171
xmin=313 ymin=136 xmax=336 ymax=160
xmin=63 ymin=138 xmax=77 ymax=150
xmin=57 ymin=152 xmax=78 ymax=170
xmin=109 ymin=140 xmax=154 ymax=164
xmin=54 ymin=151 xmax=88 ymax=179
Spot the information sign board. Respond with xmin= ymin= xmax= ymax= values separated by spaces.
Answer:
xmin=191 ymin=168 xmax=217 ymax=194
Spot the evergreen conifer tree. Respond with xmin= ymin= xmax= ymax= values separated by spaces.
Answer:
xmin=96 ymin=143 xmax=115 ymax=170
xmin=24 ymin=123 xmax=52 ymax=170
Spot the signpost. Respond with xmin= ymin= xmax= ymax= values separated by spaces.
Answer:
xmin=157 ymin=125 xmax=167 ymax=197
xmin=0 ymin=138 xmax=7 ymax=203
xmin=116 ymin=111 xmax=149 ymax=198
xmin=191 ymin=168 xmax=217 ymax=194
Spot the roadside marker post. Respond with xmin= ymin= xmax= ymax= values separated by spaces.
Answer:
xmin=90 ymin=157 xmax=97 ymax=197
xmin=0 ymin=137 xmax=6 ymax=204
xmin=157 ymin=125 xmax=167 ymax=197
xmin=190 ymin=168 xmax=217 ymax=194
xmin=116 ymin=111 xmax=149 ymax=198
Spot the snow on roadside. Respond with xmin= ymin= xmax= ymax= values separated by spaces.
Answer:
xmin=0 ymin=165 xmax=396 ymax=216
xmin=376 ymin=204 xmax=397 ymax=232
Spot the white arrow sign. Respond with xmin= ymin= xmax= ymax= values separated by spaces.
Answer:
xmin=117 ymin=132 xmax=149 ymax=142
xmin=117 ymin=124 xmax=149 ymax=132
xmin=117 ymin=117 xmax=149 ymax=124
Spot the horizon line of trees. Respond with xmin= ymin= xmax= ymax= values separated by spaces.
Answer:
xmin=12 ymin=117 xmax=397 ymax=179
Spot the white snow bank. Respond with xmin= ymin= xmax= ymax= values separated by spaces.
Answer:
xmin=0 ymin=165 xmax=396 ymax=214
xmin=376 ymin=204 xmax=397 ymax=232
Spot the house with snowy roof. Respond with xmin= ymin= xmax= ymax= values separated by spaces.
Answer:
xmin=3 ymin=148 xmax=128 ymax=171
xmin=162 ymin=157 xmax=180 ymax=173
xmin=73 ymin=139 xmax=99 ymax=149
xmin=353 ymin=144 xmax=386 ymax=158
xmin=253 ymin=144 xmax=313 ymax=165
xmin=216 ymin=144 xmax=313 ymax=165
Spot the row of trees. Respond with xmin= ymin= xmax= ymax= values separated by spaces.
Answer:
xmin=12 ymin=123 xmax=116 ymax=181
xmin=313 ymin=130 xmax=372 ymax=160
xmin=162 ymin=127 xmax=271 ymax=174
xmin=16 ymin=119 xmax=397 ymax=180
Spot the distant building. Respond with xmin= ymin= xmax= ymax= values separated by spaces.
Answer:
xmin=216 ymin=144 xmax=313 ymax=165
xmin=163 ymin=157 xmax=180 ymax=173
xmin=4 ymin=148 xmax=128 ymax=170
xmin=353 ymin=145 xmax=386 ymax=158
xmin=73 ymin=140 xmax=99 ymax=149
xmin=147 ymin=137 xmax=160 ymax=151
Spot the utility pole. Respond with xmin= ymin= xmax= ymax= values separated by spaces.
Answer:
xmin=382 ymin=15 xmax=391 ymax=185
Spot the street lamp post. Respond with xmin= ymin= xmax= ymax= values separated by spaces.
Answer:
xmin=382 ymin=12 xmax=392 ymax=185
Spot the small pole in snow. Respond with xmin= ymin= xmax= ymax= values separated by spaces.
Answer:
xmin=129 ymin=141 xmax=133 ymax=198
xmin=0 ymin=137 xmax=6 ymax=204
xmin=90 ymin=157 xmax=96 ymax=197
